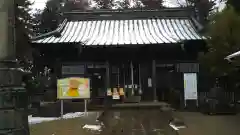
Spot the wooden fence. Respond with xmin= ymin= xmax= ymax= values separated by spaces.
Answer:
xmin=169 ymin=91 xmax=236 ymax=109
xmin=198 ymin=91 xmax=235 ymax=104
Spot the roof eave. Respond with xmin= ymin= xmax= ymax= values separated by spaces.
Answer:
xmin=31 ymin=19 xmax=68 ymax=41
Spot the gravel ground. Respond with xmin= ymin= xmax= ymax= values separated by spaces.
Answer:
xmin=97 ymin=108 xmax=178 ymax=135
xmin=30 ymin=100 xmax=240 ymax=135
xmin=30 ymin=108 xmax=177 ymax=135
xmin=30 ymin=112 xmax=101 ymax=135
xmin=174 ymin=112 xmax=240 ymax=135
xmin=30 ymin=118 xmax=89 ymax=135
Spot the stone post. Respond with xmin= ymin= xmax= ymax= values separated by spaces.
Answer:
xmin=0 ymin=0 xmax=10 ymax=60
xmin=0 ymin=1 xmax=30 ymax=135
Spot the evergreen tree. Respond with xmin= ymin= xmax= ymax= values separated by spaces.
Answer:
xmin=199 ymin=7 xmax=240 ymax=79
xmin=186 ymin=0 xmax=216 ymax=23
xmin=15 ymin=0 xmax=34 ymax=58
xmin=93 ymin=0 xmax=144 ymax=9
xmin=227 ymin=0 xmax=240 ymax=12
xmin=113 ymin=0 xmax=131 ymax=9
xmin=186 ymin=0 xmax=216 ymax=24
xmin=31 ymin=9 xmax=42 ymax=36
xmin=132 ymin=0 xmax=144 ymax=9
xmin=140 ymin=0 xmax=163 ymax=9
xmin=34 ymin=0 xmax=91 ymax=35
xmin=37 ymin=0 xmax=63 ymax=34
xmin=94 ymin=0 xmax=114 ymax=9
xmin=64 ymin=0 xmax=90 ymax=11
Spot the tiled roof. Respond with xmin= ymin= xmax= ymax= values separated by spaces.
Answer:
xmin=32 ymin=18 xmax=203 ymax=45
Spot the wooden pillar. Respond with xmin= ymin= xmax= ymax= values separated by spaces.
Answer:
xmin=152 ymin=60 xmax=157 ymax=102
xmin=55 ymin=58 xmax=61 ymax=78
xmin=104 ymin=61 xmax=111 ymax=109
xmin=138 ymin=64 xmax=142 ymax=94
xmin=105 ymin=61 xmax=110 ymax=90
xmin=130 ymin=61 xmax=134 ymax=96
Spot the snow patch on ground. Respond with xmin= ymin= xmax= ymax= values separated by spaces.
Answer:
xmin=83 ymin=124 xmax=102 ymax=131
xmin=28 ymin=116 xmax=57 ymax=125
xmin=169 ymin=123 xmax=186 ymax=131
xmin=62 ymin=112 xmax=84 ymax=119
xmin=28 ymin=112 xmax=84 ymax=125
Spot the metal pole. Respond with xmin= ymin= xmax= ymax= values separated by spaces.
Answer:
xmin=131 ymin=61 xmax=134 ymax=96
xmin=61 ymin=100 xmax=64 ymax=119
xmin=138 ymin=64 xmax=142 ymax=95
xmin=152 ymin=60 xmax=157 ymax=102
xmin=84 ymin=99 xmax=88 ymax=116
xmin=123 ymin=64 xmax=126 ymax=95
xmin=117 ymin=67 xmax=120 ymax=86
xmin=184 ymin=100 xmax=186 ymax=108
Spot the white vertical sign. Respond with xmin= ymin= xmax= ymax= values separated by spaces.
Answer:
xmin=183 ymin=73 xmax=198 ymax=100
xmin=148 ymin=78 xmax=152 ymax=87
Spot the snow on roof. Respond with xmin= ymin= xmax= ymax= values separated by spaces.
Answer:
xmin=225 ymin=51 xmax=240 ymax=61
xmin=33 ymin=17 xmax=204 ymax=44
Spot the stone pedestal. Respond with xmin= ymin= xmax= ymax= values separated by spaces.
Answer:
xmin=0 ymin=86 xmax=29 ymax=135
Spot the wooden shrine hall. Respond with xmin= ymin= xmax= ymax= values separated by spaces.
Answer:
xmin=31 ymin=8 xmax=206 ymax=103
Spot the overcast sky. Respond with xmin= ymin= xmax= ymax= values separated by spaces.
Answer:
xmin=29 ymin=0 xmax=226 ymax=13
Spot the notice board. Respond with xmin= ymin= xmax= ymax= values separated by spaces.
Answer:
xmin=183 ymin=73 xmax=198 ymax=100
xmin=57 ymin=77 xmax=90 ymax=99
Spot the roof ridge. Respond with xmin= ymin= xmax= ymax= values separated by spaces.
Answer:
xmin=31 ymin=19 xmax=68 ymax=41
xmin=64 ymin=7 xmax=195 ymax=21
xmin=64 ymin=7 xmax=194 ymax=14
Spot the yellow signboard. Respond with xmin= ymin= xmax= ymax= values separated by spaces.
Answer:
xmin=119 ymin=88 xmax=124 ymax=96
xmin=57 ymin=77 xmax=90 ymax=99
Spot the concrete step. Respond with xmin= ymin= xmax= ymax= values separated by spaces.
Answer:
xmin=124 ymin=96 xmax=141 ymax=103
